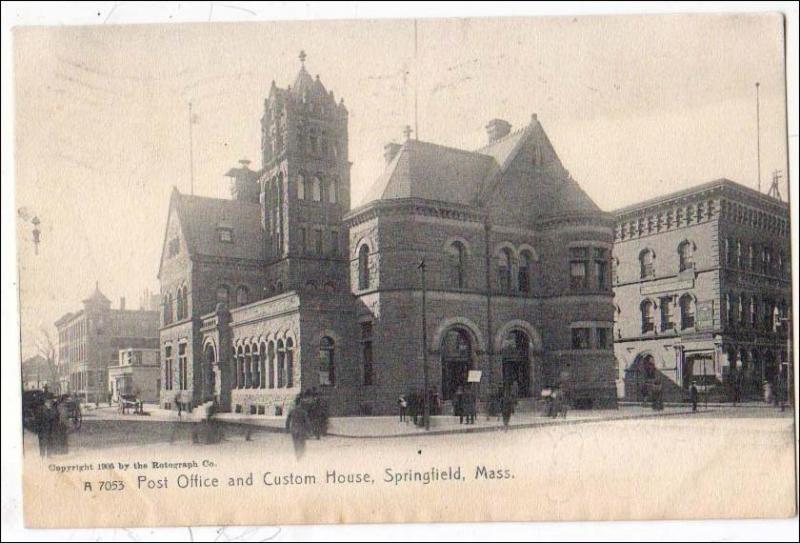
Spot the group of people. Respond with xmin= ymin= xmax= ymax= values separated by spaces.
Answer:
xmin=453 ymin=386 xmax=478 ymax=425
xmin=397 ymin=389 xmax=441 ymax=426
xmin=286 ymin=388 xmax=329 ymax=459
xmin=34 ymin=397 xmax=70 ymax=457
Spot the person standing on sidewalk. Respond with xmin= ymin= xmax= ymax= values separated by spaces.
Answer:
xmin=455 ymin=386 xmax=465 ymax=424
xmin=398 ymin=395 xmax=408 ymax=423
xmin=288 ymin=397 xmax=310 ymax=460
xmin=690 ymin=381 xmax=699 ymax=413
xmin=500 ymin=388 xmax=515 ymax=430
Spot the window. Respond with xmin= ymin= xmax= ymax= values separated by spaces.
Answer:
xmin=660 ymin=296 xmax=674 ymax=331
xmin=570 ymin=247 xmax=589 ymax=290
xmin=498 ymin=248 xmax=513 ymax=292
xmin=641 ymin=300 xmax=655 ymax=333
xmin=178 ymin=343 xmax=188 ymax=391
xmin=259 ymin=343 xmax=266 ymax=389
xmin=320 ymin=336 xmax=335 ymax=386
xmin=739 ymin=294 xmax=748 ymax=326
xmin=216 ymin=285 xmax=230 ymax=306
xmin=736 ymin=240 xmax=743 ymax=268
xmin=329 ymin=178 xmax=338 ymax=204
xmin=519 ymin=251 xmax=532 ymax=294
xmin=611 ymin=257 xmax=619 ymax=285
xmin=680 ymin=294 xmax=695 ymax=329
xmin=300 ymin=226 xmax=307 ymax=254
xmin=180 ymin=284 xmax=188 ymax=319
xmin=448 ymin=241 xmax=467 ymax=289
xmin=276 ymin=340 xmax=285 ymax=387
xmin=164 ymin=345 xmax=173 ymax=391
xmin=236 ymin=286 xmax=249 ymax=307
xmin=571 ymin=328 xmax=591 ymax=349
xmin=314 ymin=228 xmax=323 ymax=255
xmin=748 ymin=245 xmax=756 ymax=270
xmin=218 ymin=228 xmax=233 ymax=243
xmin=285 ymin=338 xmax=294 ymax=388
xmin=297 ymin=174 xmax=305 ymax=200
xmin=639 ymin=249 xmax=655 ymax=279
xmin=162 ymin=295 xmax=172 ymax=325
xmin=311 ymin=176 xmax=322 ymax=202
xmin=267 ymin=342 xmax=275 ymax=389
xmin=330 ymin=230 xmax=339 ymax=256
xmin=596 ymin=327 xmax=611 ymax=350
xmin=593 ymin=248 xmax=608 ymax=290
xmin=678 ymin=241 xmax=694 ymax=272
xmin=358 ymin=244 xmax=370 ymax=290
xmin=361 ymin=322 xmax=374 ymax=386
xmin=726 ymin=292 xmax=734 ymax=326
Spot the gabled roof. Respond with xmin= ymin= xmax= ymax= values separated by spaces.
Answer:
xmin=360 ymin=139 xmax=496 ymax=206
xmin=83 ymin=283 xmax=110 ymax=306
xmin=159 ymin=189 xmax=264 ymax=274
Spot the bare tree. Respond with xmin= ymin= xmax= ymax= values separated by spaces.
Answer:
xmin=34 ymin=327 xmax=58 ymax=391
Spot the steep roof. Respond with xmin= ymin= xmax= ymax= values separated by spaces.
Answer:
xmin=168 ymin=189 xmax=264 ymax=262
xmin=360 ymin=139 xmax=496 ymax=206
xmin=82 ymin=283 xmax=110 ymax=306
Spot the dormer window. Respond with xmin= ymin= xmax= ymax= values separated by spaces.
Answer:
xmin=218 ymin=227 xmax=233 ymax=243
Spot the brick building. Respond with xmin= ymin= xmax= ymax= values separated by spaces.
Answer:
xmin=613 ymin=179 xmax=791 ymax=402
xmin=157 ymin=53 xmax=617 ymax=416
xmin=55 ymin=285 xmax=160 ymax=402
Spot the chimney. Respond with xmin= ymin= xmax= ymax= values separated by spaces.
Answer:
xmin=485 ymin=119 xmax=512 ymax=143
xmin=119 ymin=297 xmax=126 ymax=311
xmin=383 ymin=143 xmax=402 ymax=165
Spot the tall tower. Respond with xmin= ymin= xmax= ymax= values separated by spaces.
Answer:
xmin=259 ymin=51 xmax=351 ymax=293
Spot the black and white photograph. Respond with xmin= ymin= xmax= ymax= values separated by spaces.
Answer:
xmin=2 ymin=2 xmax=798 ymax=538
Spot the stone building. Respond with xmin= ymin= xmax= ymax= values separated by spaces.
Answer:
xmin=108 ymin=348 xmax=161 ymax=403
xmin=157 ymin=53 xmax=617 ymax=416
xmin=612 ymin=179 xmax=792 ymax=402
xmin=55 ymin=285 xmax=160 ymax=402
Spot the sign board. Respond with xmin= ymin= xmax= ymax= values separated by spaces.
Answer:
xmin=467 ymin=370 xmax=482 ymax=383
xmin=318 ymin=371 xmax=331 ymax=387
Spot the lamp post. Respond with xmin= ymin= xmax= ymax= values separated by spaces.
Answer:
xmin=418 ymin=259 xmax=430 ymax=430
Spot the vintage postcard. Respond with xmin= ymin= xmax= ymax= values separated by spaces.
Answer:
xmin=12 ymin=12 xmax=796 ymax=529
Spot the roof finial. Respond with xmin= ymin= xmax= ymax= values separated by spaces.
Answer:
xmin=299 ymin=50 xmax=307 ymax=66
xmin=403 ymin=125 xmax=413 ymax=141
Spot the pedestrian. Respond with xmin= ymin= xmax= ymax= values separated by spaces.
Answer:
xmin=35 ymin=399 xmax=54 ymax=458
xmin=466 ymin=388 xmax=477 ymax=425
xmin=690 ymin=381 xmax=699 ymax=413
xmin=500 ymin=389 xmax=515 ymax=430
xmin=108 ymin=391 xmax=113 ymax=407
xmin=455 ymin=386 xmax=465 ymax=424
xmin=175 ymin=393 xmax=183 ymax=420
xmin=288 ymin=398 xmax=310 ymax=460
xmin=398 ymin=394 xmax=408 ymax=423
xmin=50 ymin=400 xmax=69 ymax=455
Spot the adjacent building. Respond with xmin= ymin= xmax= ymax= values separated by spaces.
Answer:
xmin=108 ymin=348 xmax=161 ymax=403
xmin=612 ymin=179 xmax=791 ymax=402
xmin=21 ymin=354 xmax=54 ymax=391
xmin=55 ymin=285 xmax=160 ymax=402
xmin=157 ymin=53 xmax=618 ymax=417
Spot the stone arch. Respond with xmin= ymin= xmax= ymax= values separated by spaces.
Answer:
xmin=493 ymin=241 xmax=518 ymax=259
xmin=517 ymin=243 xmax=539 ymax=261
xmin=430 ymin=317 xmax=485 ymax=354
xmin=444 ymin=236 xmax=473 ymax=256
xmin=494 ymin=319 xmax=543 ymax=352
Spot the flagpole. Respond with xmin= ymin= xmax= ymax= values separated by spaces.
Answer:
xmin=189 ymin=101 xmax=195 ymax=195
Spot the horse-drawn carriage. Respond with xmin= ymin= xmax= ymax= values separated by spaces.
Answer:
xmin=21 ymin=389 xmax=82 ymax=431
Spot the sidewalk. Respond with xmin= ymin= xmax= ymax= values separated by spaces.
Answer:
xmin=84 ymin=402 xmax=785 ymax=439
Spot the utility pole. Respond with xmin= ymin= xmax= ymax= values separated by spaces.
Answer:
xmin=756 ymin=82 xmax=761 ymax=192
xmin=188 ymin=101 xmax=195 ymax=195
xmin=419 ymin=259 xmax=430 ymax=430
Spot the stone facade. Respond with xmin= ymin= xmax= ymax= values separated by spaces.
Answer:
xmin=613 ymin=179 xmax=791 ymax=402
xmin=157 ymin=54 xmax=618 ymax=416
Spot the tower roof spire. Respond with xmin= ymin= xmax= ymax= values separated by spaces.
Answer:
xmin=299 ymin=50 xmax=307 ymax=66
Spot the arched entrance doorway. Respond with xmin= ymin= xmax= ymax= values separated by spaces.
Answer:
xmin=500 ymin=330 xmax=533 ymax=397
xmin=625 ymin=353 xmax=656 ymax=401
xmin=202 ymin=343 xmax=218 ymax=404
xmin=441 ymin=328 xmax=472 ymax=401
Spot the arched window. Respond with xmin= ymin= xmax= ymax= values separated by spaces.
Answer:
xmin=296 ymin=174 xmax=305 ymax=200
xmin=216 ymin=285 xmax=230 ymax=306
xmin=498 ymin=248 xmax=513 ymax=293
xmin=259 ymin=343 xmax=267 ymax=388
xmin=267 ymin=341 xmax=275 ymax=389
xmin=678 ymin=241 xmax=694 ymax=272
xmin=518 ymin=251 xmax=533 ymax=294
xmin=236 ymin=286 xmax=249 ymax=307
xmin=639 ymin=249 xmax=655 ymax=279
xmin=235 ymin=345 xmax=243 ymax=388
xmin=311 ymin=176 xmax=322 ymax=202
xmin=276 ymin=340 xmax=285 ymax=387
xmin=447 ymin=241 xmax=467 ymax=289
xmin=358 ymin=244 xmax=370 ymax=290
xmin=176 ymin=287 xmax=184 ymax=321
xmin=285 ymin=338 xmax=294 ymax=388
xmin=680 ymin=294 xmax=695 ymax=329
xmin=739 ymin=294 xmax=748 ymax=326
xmin=244 ymin=344 xmax=252 ymax=388
xmin=163 ymin=295 xmax=172 ymax=325
xmin=251 ymin=344 xmax=261 ymax=388
xmin=320 ymin=336 xmax=335 ymax=386
xmin=641 ymin=300 xmax=655 ymax=333
xmin=328 ymin=177 xmax=338 ymax=204
xmin=181 ymin=284 xmax=188 ymax=319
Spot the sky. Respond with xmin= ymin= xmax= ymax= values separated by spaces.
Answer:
xmin=14 ymin=13 xmax=788 ymax=359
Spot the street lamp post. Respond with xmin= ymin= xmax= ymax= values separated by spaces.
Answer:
xmin=418 ymin=259 xmax=430 ymax=431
